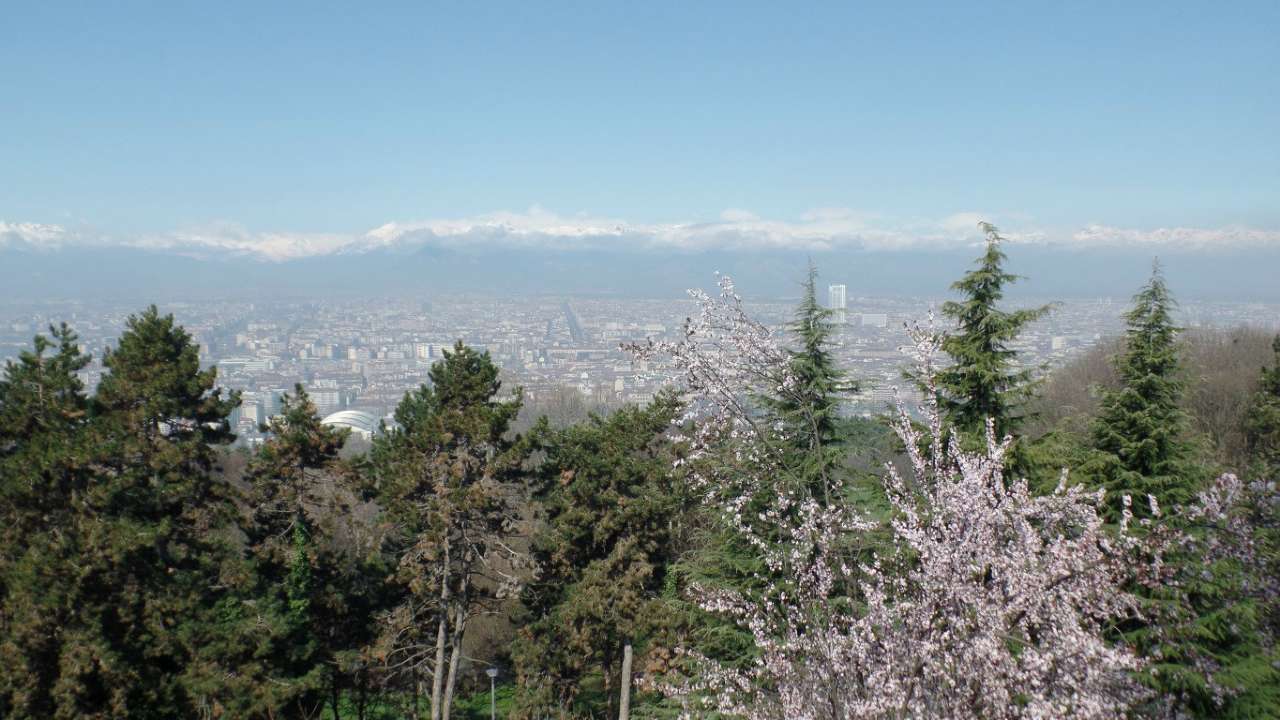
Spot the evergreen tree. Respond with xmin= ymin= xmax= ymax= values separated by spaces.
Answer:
xmin=1244 ymin=335 xmax=1280 ymax=475
xmin=227 ymin=384 xmax=382 ymax=719
xmin=512 ymin=392 xmax=689 ymax=719
xmin=761 ymin=263 xmax=857 ymax=504
xmin=0 ymin=323 xmax=92 ymax=540
xmin=70 ymin=306 xmax=238 ymax=718
xmin=369 ymin=342 xmax=526 ymax=720
xmin=0 ymin=323 xmax=90 ymax=454
xmin=1090 ymin=262 xmax=1197 ymax=520
xmin=0 ymin=325 xmax=93 ymax=718
xmin=1240 ymin=334 xmax=1280 ymax=670
xmin=1080 ymin=272 xmax=1280 ymax=716
xmin=1132 ymin=479 xmax=1280 ymax=719
xmin=935 ymin=223 xmax=1050 ymax=442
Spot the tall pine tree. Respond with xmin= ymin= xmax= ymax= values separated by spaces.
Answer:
xmin=512 ymin=392 xmax=689 ymax=719
xmin=3 ymin=308 xmax=243 ymax=719
xmin=1240 ymin=333 xmax=1280 ymax=681
xmin=0 ymin=323 xmax=92 ymax=542
xmin=220 ymin=384 xmax=377 ymax=720
xmin=0 ymin=325 xmax=94 ymax=718
xmin=369 ymin=342 xmax=526 ymax=720
xmin=935 ymin=223 xmax=1050 ymax=444
xmin=1083 ymin=268 xmax=1280 ymax=717
xmin=1090 ymin=262 xmax=1197 ymax=520
xmin=75 ymin=306 xmax=239 ymax=718
xmin=761 ymin=263 xmax=857 ymax=504
xmin=1244 ymin=335 xmax=1280 ymax=476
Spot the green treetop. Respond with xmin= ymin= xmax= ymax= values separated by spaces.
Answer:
xmin=3 ymin=307 xmax=242 ymax=719
xmin=368 ymin=341 xmax=526 ymax=720
xmin=77 ymin=306 xmax=239 ymax=717
xmin=0 ymin=325 xmax=94 ymax=719
xmin=248 ymin=384 xmax=350 ymax=543
xmin=94 ymin=305 xmax=238 ymax=459
xmin=1090 ymin=262 xmax=1197 ymax=519
xmin=0 ymin=323 xmax=90 ymax=453
xmin=936 ymin=223 xmax=1051 ymax=442
xmin=0 ymin=323 xmax=92 ymax=537
xmin=513 ymin=391 xmax=689 ymax=719
xmin=221 ymin=384 xmax=364 ymax=720
xmin=1110 ymin=312 xmax=1279 ymax=720
xmin=762 ymin=263 xmax=858 ymax=504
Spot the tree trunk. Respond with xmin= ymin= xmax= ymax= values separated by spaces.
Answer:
xmin=330 ymin=668 xmax=341 ymax=720
xmin=441 ymin=604 xmax=467 ymax=720
xmin=432 ymin=539 xmax=451 ymax=720
xmin=618 ymin=641 xmax=633 ymax=720
xmin=430 ymin=609 xmax=447 ymax=720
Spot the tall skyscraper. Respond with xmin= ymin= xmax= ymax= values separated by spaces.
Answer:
xmin=828 ymin=284 xmax=848 ymax=324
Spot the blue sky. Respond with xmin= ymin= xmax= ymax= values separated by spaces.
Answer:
xmin=1 ymin=1 xmax=1277 ymax=258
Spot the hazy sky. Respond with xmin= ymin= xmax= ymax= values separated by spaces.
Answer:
xmin=2 ymin=1 xmax=1277 ymax=262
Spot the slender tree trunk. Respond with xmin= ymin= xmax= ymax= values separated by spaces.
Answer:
xmin=432 ymin=539 xmax=451 ymax=720
xmin=430 ymin=609 xmax=447 ymax=720
xmin=618 ymin=641 xmax=633 ymax=720
xmin=441 ymin=602 xmax=467 ymax=720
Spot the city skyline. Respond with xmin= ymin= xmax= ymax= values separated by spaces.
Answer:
xmin=6 ymin=289 xmax=1276 ymax=445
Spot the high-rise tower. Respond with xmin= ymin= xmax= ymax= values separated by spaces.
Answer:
xmin=828 ymin=284 xmax=847 ymax=324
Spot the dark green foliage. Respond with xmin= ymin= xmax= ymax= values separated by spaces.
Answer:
xmin=0 ymin=323 xmax=92 ymax=543
xmin=1067 ymin=272 xmax=1280 ymax=717
xmin=935 ymin=223 xmax=1050 ymax=444
xmin=1244 ymin=335 xmax=1280 ymax=475
xmin=371 ymin=339 xmax=524 ymax=540
xmin=230 ymin=384 xmax=386 ymax=719
xmin=1025 ymin=327 xmax=1278 ymax=481
xmin=1132 ymin=496 xmax=1280 ymax=719
xmin=1088 ymin=263 xmax=1199 ymax=520
xmin=0 ymin=322 xmax=90 ymax=455
xmin=761 ymin=263 xmax=858 ymax=504
xmin=1240 ymin=335 xmax=1280 ymax=683
xmin=0 ymin=324 xmax=94 ymax=718
xmin=1 ymin=308 xmax=244 ymax=719
xmin=512 ymin=392 xmax=689 ymax=719
xmin=84 ymin=307 xmax=242 ymax=718
xmin=95 ymin=305 xmax=239 ymax=455
xmin=368 ymin=341 xmax=526 ymax=717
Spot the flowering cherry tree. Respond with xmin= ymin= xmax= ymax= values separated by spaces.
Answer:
xmin=632 ymin=277 xmax=1152 ymax=719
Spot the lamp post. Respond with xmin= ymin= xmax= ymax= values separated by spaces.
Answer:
xmin=485 ymin=667 xmax=499 ymax=720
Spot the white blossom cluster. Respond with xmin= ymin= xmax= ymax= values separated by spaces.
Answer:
xmin=624 ymin=275 xmax=852 ymax=561
xmin=636 ymin=280 xmax=1157 ymax=719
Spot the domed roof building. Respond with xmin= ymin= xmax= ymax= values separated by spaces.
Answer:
xmin=320 ymin=409 xmax=380 ymax=440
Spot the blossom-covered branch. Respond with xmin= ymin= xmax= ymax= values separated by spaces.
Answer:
xmin=636 ymin=279 xmax=1152 ymax=719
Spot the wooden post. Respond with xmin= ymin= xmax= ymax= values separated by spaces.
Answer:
xmin=618 ymin=641 xmax=633 ymax=720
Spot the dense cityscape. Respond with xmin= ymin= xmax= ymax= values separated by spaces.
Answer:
xmin=4 ymin=288 xmax=1276 ymax=444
